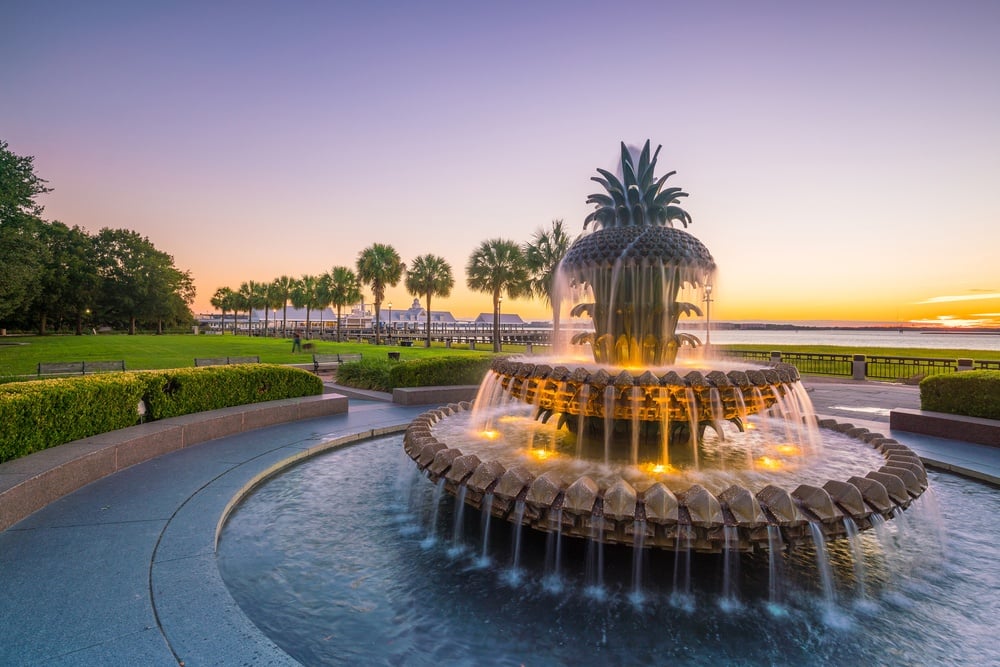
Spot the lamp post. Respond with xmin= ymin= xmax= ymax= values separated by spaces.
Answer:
xmin=495 ymin=296 xmax=503 ymax=352
xmin=703 ymin=283 xmax=713 ymax=348
xmin=387 ymin=301 xmax=392 ymax=343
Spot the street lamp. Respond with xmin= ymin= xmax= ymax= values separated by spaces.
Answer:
xmin=703 ymin=283 xmax=713 ymax=348
xmin=387 ymin=301 xmax=392 ymax=342
xmin=495 ymin=296 xmax=503 ymax=352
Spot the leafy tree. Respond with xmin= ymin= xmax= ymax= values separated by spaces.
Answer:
xmin=0 ymin=215 xmax=45 ymax=324
xmin=524 ymin=219 xmax=573 ymax=344
xmin=405 ymin=254 xmax=454 ymax=348
xmin=356 ymin=243 xmax=405 ymax=345
xmin=0 ymin=140 xmax=50 ymax=324
xmin=0 ymin=139 xmax=51 ymax=220
xmin=466 ymin=238 xmax=530 ymax=352
xmin=325 ymin=266 xmax=362 ymax=342
xmin=211 ymin=287 xmax=236 ymax=334
xmin=93 ymin=228 xmax=194 ymax=334
xmin=31 ymin=222 xmax=99 ymax=334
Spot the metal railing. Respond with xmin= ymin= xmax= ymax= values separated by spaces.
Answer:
xmin=866 ymin=356 xmax=959 ymax=381
xmin=722 ymin=350 xmax=854 ymax=376
xmin=720 ymin=349 xmax=998 ymax=381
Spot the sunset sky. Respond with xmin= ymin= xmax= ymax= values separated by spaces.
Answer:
xmin=3 ymin=2 xmax=998 ymax=326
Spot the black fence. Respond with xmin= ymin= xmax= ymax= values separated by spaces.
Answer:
xmin=722 ymin=350 xmax=999 ymax=381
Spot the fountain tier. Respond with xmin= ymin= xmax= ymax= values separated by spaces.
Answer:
xmin=403 ymin=139 xmax=929 ymax=553
xmin=404 ymin=405 xmax=928 ymax=553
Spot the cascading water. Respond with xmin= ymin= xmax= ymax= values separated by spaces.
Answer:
xmin=402 ymin=140 xmax=930 ymax=587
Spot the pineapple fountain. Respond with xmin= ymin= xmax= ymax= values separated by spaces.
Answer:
xmin=403 ymin=141 xmax=927 ymax=554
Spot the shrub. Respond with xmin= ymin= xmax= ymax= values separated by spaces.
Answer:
xmin=143 ymin=364 xmax=321 ymax=419
xmin=336 ymin=355 xmax=493 ymax=392
xmin=920 ymin=370 xmax=1000 ymax=420
xmin=0 ymin=365 xmax=322 ymax=463
xmin=388 ymin=356 xmax=493 ymax=388
xmin=335 ymin=357 xmax=396 ymax=392
xmin=0 ymin=374 xmax=147 ymax=462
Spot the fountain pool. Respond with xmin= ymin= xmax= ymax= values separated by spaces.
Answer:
xmin=217 ymin=434 xmax=999 ymax=666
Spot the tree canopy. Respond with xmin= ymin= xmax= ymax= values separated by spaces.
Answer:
xmin=0 ymin=139 xmax=196 ymax=333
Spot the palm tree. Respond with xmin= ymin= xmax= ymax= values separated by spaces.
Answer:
xmin=239 ymin=280 xmax=267 ymax=336
xmin=466 ymin=238 xmax=530 ymax=353
xmin=405 ymin=254 xmax=454 ymax=348
xmin=265 ymin=280 xmax=286 ymax=336
xmin=524 ymin=219 xmax=573 ymax=345
xmin=271 ymin=275 xmax=297 ymax=335
xmin=290 ymin=274 xmax=321 ymax=337
xmin=231 ymin=286 xmax=249 ymax=335
xmin=325 ymin=266 xmax=362 ymax=342
xmin=210 ymin=286 xmax=235 ymax=334
xmin=356 ymin=243 xmax=405 ymax=345
xmin=315 ymin=274 xmax=332 ymax=337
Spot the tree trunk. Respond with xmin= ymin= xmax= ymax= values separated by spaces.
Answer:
xmin=424 ymin=294 xmax=432 ymax=348
xmin=129 ymin=316 xmax=137 ymax=335
xmin=493 ymin=292 xmax=501 ymax=353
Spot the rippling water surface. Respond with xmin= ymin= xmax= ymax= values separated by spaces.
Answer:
xmin=218 ymin=436 xmax=1000 ymax=666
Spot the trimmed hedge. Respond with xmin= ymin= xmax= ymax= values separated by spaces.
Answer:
xmin=0 ymin=365 xmax=322 ymax=463
xmin=143 ymin=364 xmax=321 ymax=419
xmin=388 ymin=356 xmax=493 ymax=388
xmin=0 ymin=374 xmax=147 ymax=462
xmin=336 ymin=355 xmax=493 ymax=392
xmin=920 ymin=370 xmax=1000 ymax=420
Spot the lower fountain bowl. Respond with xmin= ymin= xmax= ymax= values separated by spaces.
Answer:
xmin=403 ymin=403 xmax=928 ymax=553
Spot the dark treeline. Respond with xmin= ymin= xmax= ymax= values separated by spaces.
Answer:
xmin=0 ymin=140 xmax=194 ymax=335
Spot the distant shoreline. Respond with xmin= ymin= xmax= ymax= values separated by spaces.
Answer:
xmin=676 ymin=323 xmax=1000 ymax=335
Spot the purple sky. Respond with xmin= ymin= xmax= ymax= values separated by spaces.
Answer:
xmin=4 ymin=1 xmax=999 ymax=325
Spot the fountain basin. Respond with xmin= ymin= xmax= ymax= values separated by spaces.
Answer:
xmin=403 ymin=405 xmax=928 ymax=553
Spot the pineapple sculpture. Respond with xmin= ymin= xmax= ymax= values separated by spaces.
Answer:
xmin=561 ymin=141 xmax=716 ymax=366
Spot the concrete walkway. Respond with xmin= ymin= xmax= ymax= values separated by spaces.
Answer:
xmin=0 ymin=381 xmax=996 ymax=666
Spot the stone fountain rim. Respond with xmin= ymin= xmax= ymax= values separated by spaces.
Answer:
xmin=403 ymin=402 xmax=929 ymax=552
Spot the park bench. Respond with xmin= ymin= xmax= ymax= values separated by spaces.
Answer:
xmin=312 ymin=353 xmax=363 ymax=373
xmin=399 ymin=340 xmax=413 ymax=347
xmin=37 ymin=360 xmax=126 ymax=377
xmin=194 ymin=356 xmax=260 ymax=367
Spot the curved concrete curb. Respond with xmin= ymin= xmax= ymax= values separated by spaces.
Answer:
xmin=154 ymin=422 xmax=408 ymax=666
xmin=0 ymin=393 xmax=347 ymax=531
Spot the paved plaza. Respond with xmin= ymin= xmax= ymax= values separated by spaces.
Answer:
xmin=0 ymin=380 xmax=996 ymax=665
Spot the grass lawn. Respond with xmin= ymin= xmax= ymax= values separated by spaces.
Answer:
xmin=0 ymin=333 xmax=494 ymax=378
xmin=1 ymin=334 xmax=993 ymax=380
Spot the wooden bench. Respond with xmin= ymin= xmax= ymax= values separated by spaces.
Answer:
xmin=194 ymin=356 xmax=260 ymax=367
xmin=312 ymin=353 xmax=363 ymax=373
xmin=399 ymin=340 xmax=413 ymax=347
xmin=37 ymin=360 xmax=125 ymax=377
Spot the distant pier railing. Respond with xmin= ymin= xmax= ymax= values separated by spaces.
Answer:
xmin=722 ymin=350 xmax=999 ymax=382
